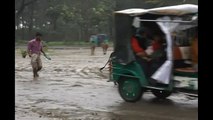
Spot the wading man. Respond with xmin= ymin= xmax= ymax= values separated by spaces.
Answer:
xmin=27 ymin=32 xmax=47 ymax=78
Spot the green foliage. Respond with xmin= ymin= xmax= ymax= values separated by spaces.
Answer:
xmin=20 ymin=49 xmax=27 ymax=58
xmin=46 ymin=5 xmax=62 ymax=20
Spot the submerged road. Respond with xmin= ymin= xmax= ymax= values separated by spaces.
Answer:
xmin=15 ymin=47 xmax=197 ymax=120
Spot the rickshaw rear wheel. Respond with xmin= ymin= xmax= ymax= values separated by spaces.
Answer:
xmin=151 ymin=90 xmax=172 ymax=99
xmin=118 ymin=77 xmax=143 ymax=102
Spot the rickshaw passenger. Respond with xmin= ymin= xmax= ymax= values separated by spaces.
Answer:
xmin=131 ymin=28 xmax=151 ymax=78
xmin=149 ymin=35 xmax=166 ymax=75
xmin=150 ymin=35 xmax=165 ymax=55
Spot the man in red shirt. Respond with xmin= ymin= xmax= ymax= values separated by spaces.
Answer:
xmin=131 ymin=28 xmax=151 ymax=78
xmin=27 ymin=32 xmax=46 ymax=78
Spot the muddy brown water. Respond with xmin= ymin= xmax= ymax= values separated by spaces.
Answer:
xmin=15 ymin=47 xmax=198 ymax=120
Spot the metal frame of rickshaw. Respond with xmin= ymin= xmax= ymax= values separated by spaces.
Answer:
xmin=105 ymin=4 xmax=198 ymax=102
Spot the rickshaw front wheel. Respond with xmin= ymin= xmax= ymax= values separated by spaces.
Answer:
xmin=118 ymin=77 xmax=143 ymax=102
xmin=151 ymin=90 xmax=172 ymax=99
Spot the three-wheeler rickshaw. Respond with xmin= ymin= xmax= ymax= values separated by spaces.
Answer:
xmin=103 ymin=4 xmax=198 ymax=102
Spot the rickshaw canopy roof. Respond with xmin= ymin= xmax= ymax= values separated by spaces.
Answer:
xmin=115 ymin=4 xmax=198 ymax=16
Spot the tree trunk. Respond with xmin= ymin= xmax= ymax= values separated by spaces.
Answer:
xmin=84 ymin=26 xmax=89 ymax=42
xmin=78 ymin=26 xmax=82 ymax=41
xmin=22 ymin=24 xmax=25 ymax=40
xmin=28 ymin=2 xmax=35 ymax=39
xmin=15 ymin=15 xmax=19 ymax=41
xmin=108 ymin=16 xmax=113 ymax=41
xmin=53 ymin=19 xmax=57 ymax=31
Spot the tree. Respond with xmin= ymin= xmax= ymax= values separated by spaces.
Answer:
xmin=60 ymin=0 xmax=115 ymax=41
xmin=46 ymin=5 xmax=63 ymax=31
xmin=15 ymin=0 xmax=38 ymax=28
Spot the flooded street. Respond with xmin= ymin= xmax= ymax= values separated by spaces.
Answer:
xmin=15 ymin=47 xmax=198 ymax=120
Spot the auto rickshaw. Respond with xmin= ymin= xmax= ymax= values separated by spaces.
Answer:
xmin=102 ymin=4 xmax=198 ymax=102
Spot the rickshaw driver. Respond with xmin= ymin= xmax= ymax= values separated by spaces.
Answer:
xmin=131 ymin=28 xmax=152 ymax=78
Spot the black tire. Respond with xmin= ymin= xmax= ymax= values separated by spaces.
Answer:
xmin=151 ymin=90 xmax=172 ymax=99
xmin=118 ymin=77 xmax=143 ymax=102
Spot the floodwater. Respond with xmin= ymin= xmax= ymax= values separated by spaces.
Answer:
xmin=15 ymin=47 xmax=198 ymax=120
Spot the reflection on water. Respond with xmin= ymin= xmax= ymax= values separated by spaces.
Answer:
xmin=148 ymin=97 xmax=174 ymax=105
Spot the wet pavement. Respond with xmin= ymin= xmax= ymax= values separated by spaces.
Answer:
xmin=15 ymin=47 xmax=198 ymax=120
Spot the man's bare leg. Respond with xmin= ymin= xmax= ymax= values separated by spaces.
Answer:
xmin=32 ymin=55 xmax=43 ymax=77
xmin=31 ymin=54 xmax=38 ymax=78
xmin=36 ymin=66 xmax=42 ymax=77
xmin=32 ymin=64 xmax=39 ymax=78
xmin=37 ymin=56 xmax=42 ymax=76
xmin=33 ymin=67 xmax=38 ymax=78
xmin=102 ymin=44 xmax=108 ymax=55
xmin=32 ymin=61 xmax=39 ymax=78
xmin=91 ymin=46 xmax=95 ymax=55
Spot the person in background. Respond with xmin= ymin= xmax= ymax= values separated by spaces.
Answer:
xmin=27 ymin=32 xmax=47 ymax=78
xmin=101 ymin=35 xmax=109 ymax=55
xmin=89 ymin=34 xmax=98 ymax=55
